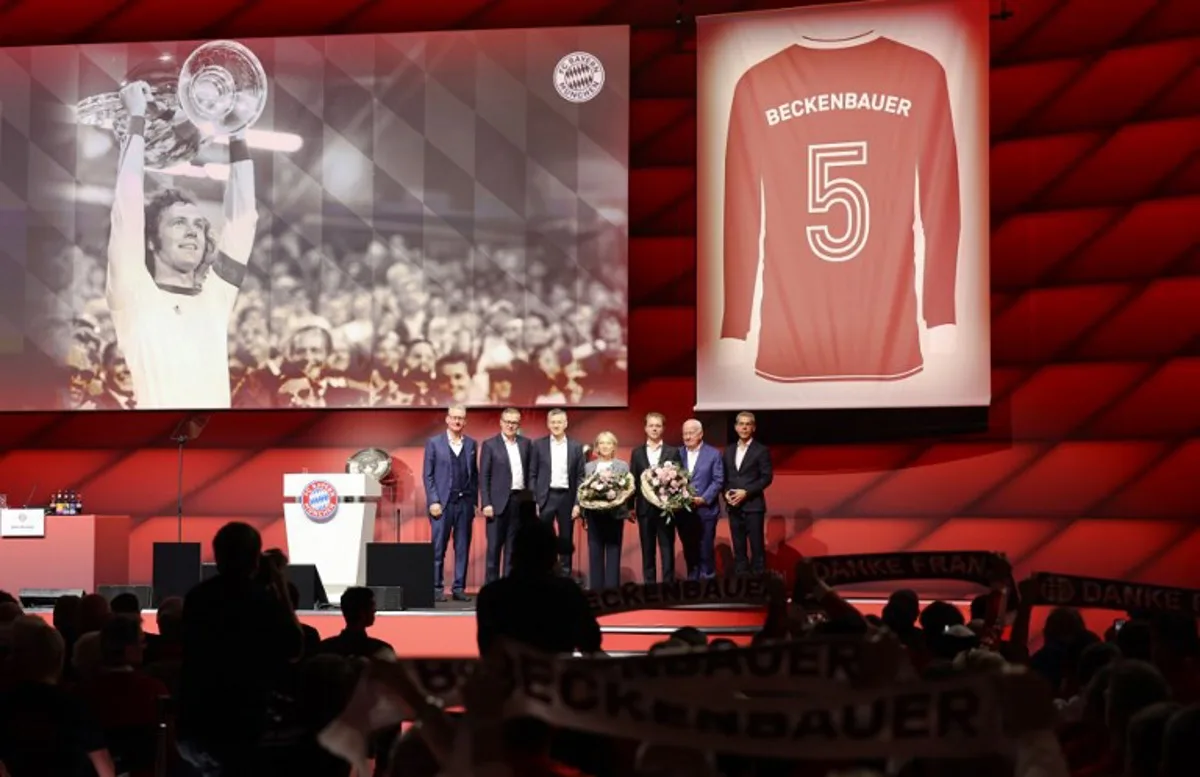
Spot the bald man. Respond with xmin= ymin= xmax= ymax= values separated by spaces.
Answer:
xmin=677 ymin=419 xmax=724 ymax=579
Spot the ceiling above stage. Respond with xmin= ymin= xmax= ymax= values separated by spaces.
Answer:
xmin=0 ymin=0 xmax=1193 ymax=67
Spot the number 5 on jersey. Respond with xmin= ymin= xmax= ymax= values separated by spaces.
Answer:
xmin=806 ymin=141 xmax=869 ymax=263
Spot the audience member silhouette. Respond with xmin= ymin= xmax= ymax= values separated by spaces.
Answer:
xmin=175 ymin=521 xmax=303 ymax=776
xmin=476 ymin=520 xmax=601 ymax=656
xmin=0 ymin=616 xmax=116 ymax=777
xmin=317 ymin=587 xmax=394 ymax=660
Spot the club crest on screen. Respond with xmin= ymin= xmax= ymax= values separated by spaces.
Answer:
xmin=554 ymin=51 xmax=605 ymax=103
xmin=300 ymin=480 xmax=339 ymax=523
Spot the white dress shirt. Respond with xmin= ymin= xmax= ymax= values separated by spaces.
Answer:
xmin=685 ymin=446 xmax=700 ymax=474
xmin=504 ymin=436 xmax=525 ymax=490
xmin=447 ymin=433 xmax=463 ymax=456
xmin=549 ymin=436 xmax=569 ymax=488
xmin=735 ymin=439 xmax=753 ymax=471
xmin=646 ymin=441 xmax=663 ymax=468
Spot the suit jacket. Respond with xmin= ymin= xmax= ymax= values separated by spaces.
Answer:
xmin=422 ymin=432 xmax=479 ymax=511
xmin=630 ymin=442 xmax=683 ymax=518
xmin=582 ymin=458 xmax=632 ymax=519
xmin=722 ymin=439 xmax=774 ymax=513
xmin=681 ymin=443 xmax=724 ymax=521
xmin=480 ymin=433 xmax=533 ymax=514
xmin=530 ymin=435 xmax=586 ymax=510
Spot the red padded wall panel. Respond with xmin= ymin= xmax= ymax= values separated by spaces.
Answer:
xmin=0 ymin=0 xmax=1196 ymax=596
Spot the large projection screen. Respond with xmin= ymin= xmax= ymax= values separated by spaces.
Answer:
xmin=0 ymin=27 xmax=629 ymax=411
xmin=695 ymin=0 xmax=989 ymax=411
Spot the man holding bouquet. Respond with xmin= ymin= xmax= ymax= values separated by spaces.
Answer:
xmin=679 ymin=418 xmax=724 ymax=580
xmin=630 ymin=412 xmax=682 ymax=583
xmin=722 ymin=412 xmax=774 ymax=574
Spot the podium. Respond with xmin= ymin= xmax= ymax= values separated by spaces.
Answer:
xmin=283 ymin=474 xmax=381 ymax=601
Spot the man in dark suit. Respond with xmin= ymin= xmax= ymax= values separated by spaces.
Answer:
xmin=479 ymin=406 xmax=532 ymax=583
xmin=529 ymin=408 xmax=586 ymax=576
xmin=678 ymin=418 xmax=724 ymax=580
xmin=722 ymin=411 xmax=774 ymax=575
xmin=630 ymin=411 xmax=682 ymax=583
xmin=422 ymin=404 xmax=478 ymax=602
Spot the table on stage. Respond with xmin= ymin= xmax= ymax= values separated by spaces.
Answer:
xmin=0 ymin=514 xmax=131 ymax=595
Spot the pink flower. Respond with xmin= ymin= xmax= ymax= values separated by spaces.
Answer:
xmin=605 ymin=490 xmax=616 ymax=500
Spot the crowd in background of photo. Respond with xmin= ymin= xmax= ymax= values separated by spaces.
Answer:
xmin=64 ymin=225 xmax=628 ymax=410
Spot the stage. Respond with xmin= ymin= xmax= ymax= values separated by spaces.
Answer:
xmin=27 ymin=592 xmax=1102 ymax=655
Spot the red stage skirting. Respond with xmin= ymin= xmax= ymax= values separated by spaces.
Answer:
xmin=28 ymin=597 xmax=1108 ymax=656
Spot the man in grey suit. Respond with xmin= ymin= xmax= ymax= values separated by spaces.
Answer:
xmin=479 ymin=406 xmax=532 ymax=583
xmin=530 ymin=408 xmax=586 ymax=576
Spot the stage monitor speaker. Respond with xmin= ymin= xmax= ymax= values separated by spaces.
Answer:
xmin=287 ymin=564 xmax=329 ymax=610
xmin=367 ymin=543 xmax=434 ymax=609
xmin=201 ymin=561 xmax=326 ymax=609
xmin=200 ymin=563 xmax=327 ymax=609
xmin=152 ymin=542 xmax=202 ymax=606
xmin=98 ymin=585 xmax=153 ymax=610
xmin=369 ymin=586 xmax=405 ymax=612
xmin=18 ymin=588 xmax=85 ymax=608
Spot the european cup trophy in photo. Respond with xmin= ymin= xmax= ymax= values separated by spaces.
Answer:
xmin=75 ymin=39 xmax=268 ymax=169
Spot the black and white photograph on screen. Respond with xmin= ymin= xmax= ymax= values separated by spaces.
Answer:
xmin=0 ymin=27 xmax=629 ymax=411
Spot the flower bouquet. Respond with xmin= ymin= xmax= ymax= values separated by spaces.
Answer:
xmin=577 ymin=467 xmax=636 ymax=511
xmin=639 ymin=460 xmax=695 ymax=526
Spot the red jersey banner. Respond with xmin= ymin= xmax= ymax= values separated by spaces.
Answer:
xmin=696 ymin=0 xmax=990 ymax=410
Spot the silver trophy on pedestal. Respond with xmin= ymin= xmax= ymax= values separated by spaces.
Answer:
xmin=76 ymin=40 xmax=269 ymax=169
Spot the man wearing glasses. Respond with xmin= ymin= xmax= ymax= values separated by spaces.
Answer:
xmin=479 ymin=407 xmax=533 ymax=582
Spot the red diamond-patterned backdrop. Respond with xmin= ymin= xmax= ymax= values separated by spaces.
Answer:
xmin=0 ymin=0 xmax=1197 ymax=593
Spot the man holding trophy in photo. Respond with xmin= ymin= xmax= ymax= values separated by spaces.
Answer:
xmin=95 ymin=42 xmax=266 ymax=410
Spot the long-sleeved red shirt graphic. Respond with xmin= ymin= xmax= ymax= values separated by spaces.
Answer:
xmin=721 ymin=37 xmax=960 ymax=382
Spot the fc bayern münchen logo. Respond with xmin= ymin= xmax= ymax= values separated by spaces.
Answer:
xmin=554 ymin=51 xmax=605 ymax=103
xmin=300 ymin=480 xmax=339 ymax=523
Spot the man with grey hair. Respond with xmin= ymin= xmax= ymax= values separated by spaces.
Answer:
xmin=422 ymin=404 xmax=478 ymax=602
xmin=678 ymin=418 xmax=724 ymax=579
xmin=722 ymin=411 xmax=774 ymax=574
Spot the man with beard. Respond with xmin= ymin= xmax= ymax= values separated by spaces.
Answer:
xmin=105 ymin=81 xmax=258 ymax=409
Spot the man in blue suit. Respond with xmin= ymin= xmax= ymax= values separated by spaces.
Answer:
xmin=678 ymin=418 xmax=724 ymax=580
xmin=479 ymin=406 xmax=533 ymax=583
xmin=422 ymin=404 xmax=478 ymax=602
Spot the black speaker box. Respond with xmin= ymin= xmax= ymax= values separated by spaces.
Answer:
xmin=369 ymin=586 xmax=405 ymax=611
xmin=202 ymin=562 xmax=329 ymax=609
xmin=287 ymin=564 xmax=329 ymax=609
xmin=367 ymin=543 xmax=434 ymax=609
xmin=98 ymin=585 xmax=154 ymax=610
xmin=151 ymin=542 xmax=202 ymax=606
